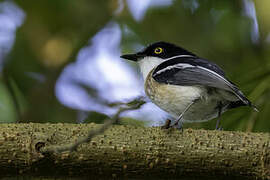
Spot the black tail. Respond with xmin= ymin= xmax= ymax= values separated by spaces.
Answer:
xmin=228 ymin=100 xmax=258 ymax=112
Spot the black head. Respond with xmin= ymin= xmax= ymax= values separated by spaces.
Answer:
xmin=121 ymin=41 xmax=196 ymax=61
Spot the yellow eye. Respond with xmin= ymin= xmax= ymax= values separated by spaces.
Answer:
xmin=154 ymin=47 xmax=163 ymax=54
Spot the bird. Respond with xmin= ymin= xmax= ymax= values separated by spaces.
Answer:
xmin=120 ymin=41 xmax=257 ymax=130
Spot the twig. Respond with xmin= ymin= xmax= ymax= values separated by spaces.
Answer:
xmin=40 ymin=98 xmax=146 ymax=153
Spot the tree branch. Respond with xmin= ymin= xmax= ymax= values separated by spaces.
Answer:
xmin=0 ymin=123 xmax=269 ymax=179
xmin=40 ymin=99 xmax=146 ymax=153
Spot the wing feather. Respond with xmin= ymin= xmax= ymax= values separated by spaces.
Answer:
xmin=152 ymin=57 xmax=252 ymax=106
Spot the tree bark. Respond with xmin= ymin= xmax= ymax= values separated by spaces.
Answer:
xmin=0 ymin=123 xmax=269 ymax=179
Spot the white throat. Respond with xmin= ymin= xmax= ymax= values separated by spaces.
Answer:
xmin=137 ymin=55 xmax=194 ymax=81
xmin=138 ymin=57 xmax=162 ymax=81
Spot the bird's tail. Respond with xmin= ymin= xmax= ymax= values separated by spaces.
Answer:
xmin=251 ymin=104 xmax=259 ymax=112
xmin=228 ymin=100 xmax=259 ymax=112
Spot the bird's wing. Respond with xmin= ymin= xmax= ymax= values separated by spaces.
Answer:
xmin=152 ymin=57 xmax=252 ymax=106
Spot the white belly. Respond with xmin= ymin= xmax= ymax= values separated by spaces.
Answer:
xmin=144 ymin=74 xmax=226 ymax=122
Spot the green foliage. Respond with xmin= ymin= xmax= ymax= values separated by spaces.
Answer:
xmin=0 ymin=79 xmax=17 ymax=123
xmin=83 ymin=112 xmax=109 ymax=124
xmin=118 ymin=117 xmax=149 ymax=127
xmin=1 ymin=0 xmax=270 ymax=132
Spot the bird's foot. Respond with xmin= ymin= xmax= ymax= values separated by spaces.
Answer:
xmin=215 ymin=126 xmax=223 ymax=131
xmin=172 ymin=120 xmax=184 ymax=133
xmin=161 ymin=119 xmax=183 ymax=132
xmin=161 ymin=119 xmax=171 ymax=129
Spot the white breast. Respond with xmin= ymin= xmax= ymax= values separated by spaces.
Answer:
xmin=138 ymin=57 xmax=162 ymax=81
xmin=147 ymin=83 xmax=221 ymax=122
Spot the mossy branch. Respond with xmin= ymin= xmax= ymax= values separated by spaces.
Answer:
xmin=0 ymin=123 xmax=269 ymax=179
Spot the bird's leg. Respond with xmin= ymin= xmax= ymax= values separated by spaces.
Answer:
xmin=215 ymin=105 xmax=223 ymax=130
xmin=173 ymin=100 xmax=197 ymax=131
xmin=161 ymin=119 xmax=171 ymax=129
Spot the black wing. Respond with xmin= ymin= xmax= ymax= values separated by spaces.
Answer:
xmin=152 ymin=57 xmax=253 ymax=107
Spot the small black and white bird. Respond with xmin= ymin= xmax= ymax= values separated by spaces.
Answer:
xmin=121 ymin=41 xmax=257 ymax=129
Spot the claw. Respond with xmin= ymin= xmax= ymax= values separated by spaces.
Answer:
xmin=161 ymin=119 xmax=171 ymax=129
xmin=216 ymin=126 xmax=223 ymax=131
xmin=173 ymin=120 xmax=184 ymax=132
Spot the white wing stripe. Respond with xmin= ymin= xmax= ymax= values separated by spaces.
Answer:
xmin=154 ymin=63 xmax=194 ymax=75
xmin=197 ymin=66 xmax=247 ymax=103
xmin=197 ymin=66 xmax=231 ymax=86
xmin=164 ymin=55 xmax=194 ymax=61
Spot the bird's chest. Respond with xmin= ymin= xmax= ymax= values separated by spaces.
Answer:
xmin=144 ymin=71 xmax=206 ymax=118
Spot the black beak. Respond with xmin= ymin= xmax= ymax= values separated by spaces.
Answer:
xmin=120 ymin=53 xmax=144 ymax=61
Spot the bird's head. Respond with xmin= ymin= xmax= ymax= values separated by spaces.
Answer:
xmin=121 ymin=41 xmax=196 ymax=80
xmin=121 ymin=41 xmax=195 ymax=61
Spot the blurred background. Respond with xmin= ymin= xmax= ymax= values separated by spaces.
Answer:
xmin=0 ymin=0 xmax=269 ymax=132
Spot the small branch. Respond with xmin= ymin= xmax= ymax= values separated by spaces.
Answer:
xmin=40 ymin=98 xmax=146 ymax=153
